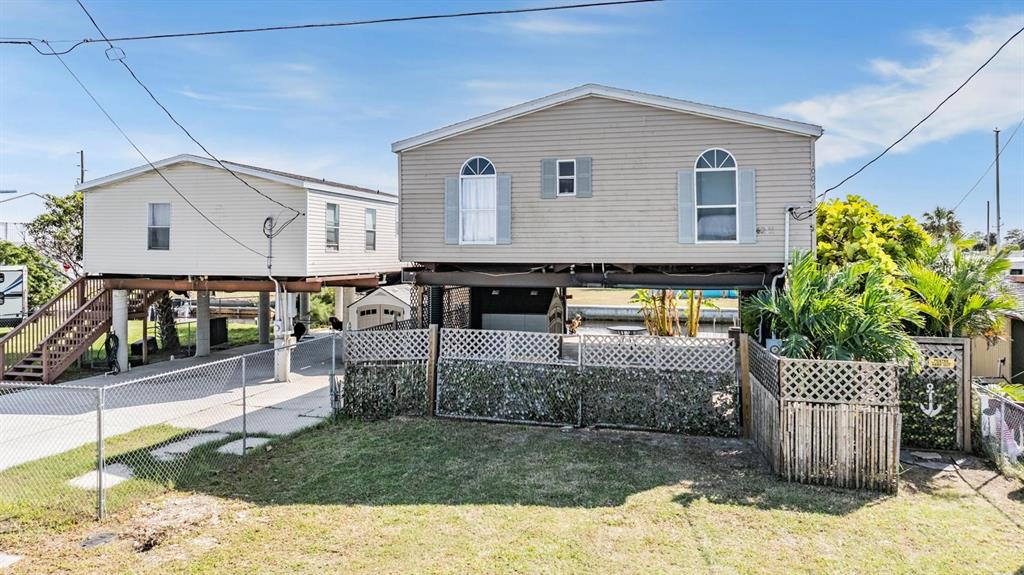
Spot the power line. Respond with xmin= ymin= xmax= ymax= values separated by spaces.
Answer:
xmin=793 ymin=22 xmax=1024 ymax=221
xmin=951 ymin=116 xmax=1024 ymax=212
xmin=2 ymin=0 xmax=659 ymax=55
xmin=41 ymin=40 xmax=267 ymax=258
xmin=74 ymin=0 xmax=303 ymax=233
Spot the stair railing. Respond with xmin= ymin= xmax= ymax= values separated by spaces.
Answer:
xmin=39 ymin=289 xmax=112 ymax=382
xmin=0 ymin=276 xmax=105 ymax=381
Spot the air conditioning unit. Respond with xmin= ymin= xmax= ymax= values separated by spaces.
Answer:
xmin=765 ymin=338 xmax=783 ymax=355
xmin=401 ymin=269 xmax=418 ymax=284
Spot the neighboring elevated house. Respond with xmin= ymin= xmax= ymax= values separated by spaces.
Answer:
xmin=392 ymin=84 xmax=822 ymax=331
xmin=974 ymin=277 xmax=1024 ymax=384
xmin=1 ymin=154 xmax=400 ymax=383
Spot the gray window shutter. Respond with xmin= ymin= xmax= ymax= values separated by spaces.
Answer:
xmin=541 ymin=159 xmax=556 ymax=199
xmin=738 ymin=168 xmax=757 ymax=244
xmin=575 ymin=156 xmax=592 ymax=198
xmin=677 ymin=170 xmax=695 ymax=244
xmin=496 ymin=174 xmax=512 ymax=244
xmin=444 ymin=176 xmax=459 ymax=245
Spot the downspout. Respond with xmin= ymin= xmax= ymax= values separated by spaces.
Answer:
xmin=769 ymin=205 xmax=798 ymax=294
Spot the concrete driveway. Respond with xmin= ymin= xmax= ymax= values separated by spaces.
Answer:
xmin=0 ymin=334 xmax=337 ymax=471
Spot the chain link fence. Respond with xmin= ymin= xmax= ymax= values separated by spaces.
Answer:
xmin=0 ymin=334 xmax=338 ymax=523
xmin=973 ymin=382 xmax=1024 ymax=479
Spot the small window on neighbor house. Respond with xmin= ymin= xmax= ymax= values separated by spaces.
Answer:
xmin=695 ymin=149 xmax=738 ymax=242
xmin=364 ymin=208 xmax=377 ymax=251
xmin=147 ymin=203 xmax=170 ymax=250
xmin=557 ymin=160 xmax=576 ymax=195
xmin=325 ymin=203 xmax=339 ymax=251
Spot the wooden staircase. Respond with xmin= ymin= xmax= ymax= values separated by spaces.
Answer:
xmin=0 ymin=277 xmax=158 ymax=384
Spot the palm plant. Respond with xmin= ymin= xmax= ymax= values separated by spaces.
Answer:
xmin=921 ymin=207 xmax=963 ymax=239
xmin=631 ymin=289 xmax=682 ymax=336
xmin=742 ymin=251 xmax=921 ymax=363
xmin=903 ymin=240 xmax=1016 ymax=338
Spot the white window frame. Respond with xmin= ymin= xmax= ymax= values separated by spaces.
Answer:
xmin=325 ymin=203 xmax=340 ymax=252
xmin=147 ymin=202 xmax=171 ymax=251
xmin=364 ymin=208 xmax=377 ymax=251
xmin=556 ymin=159 xmax=576 ymax=196
xmin=459 ymin=156 xmax=497 ymax=245
xmin=694 ymin=148 xmax=739 ymax=244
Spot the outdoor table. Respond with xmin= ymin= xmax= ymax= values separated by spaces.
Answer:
xmin=607 ymin=325 xmax=648 ymax=336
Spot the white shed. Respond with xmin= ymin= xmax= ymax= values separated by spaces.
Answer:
xmin=347 ymin=284 xmax=413 ymax=330
xmin=79 ymin=154 xmax=402 ymax=281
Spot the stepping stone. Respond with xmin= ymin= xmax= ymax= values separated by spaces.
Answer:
xmin=916 ymin=460 xmax=957 ymax=472
xmin=299 ymin=406 xmax=332 ymax=419
xmin=150 ymin=432 xmax=229 ymax=462
xmin=0 ymin=554 xmax=22 ymax=568
xmin=910 ymin=451 xmax=943 ymax=460
xmin=68 ymin=463 xmax=134 ymax=490
xmin=215 ymin=437 xmax=272 ymax=456
xmin=80 ymin=532 xmax=117 ymax=548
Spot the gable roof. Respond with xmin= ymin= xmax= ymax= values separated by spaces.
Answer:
xmin=347 ymin=284 xmax=412 ymax=309
xmin=75 ymin=154 xmax=397 ymax=203
xmin=392 ymin=84 xmax=824 ymax=152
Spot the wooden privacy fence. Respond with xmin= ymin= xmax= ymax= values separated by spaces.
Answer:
xmin=746 ymin=336 xmax=901 ymax=492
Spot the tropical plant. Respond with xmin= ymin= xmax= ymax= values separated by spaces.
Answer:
xmin=742 ymin=251 xmax=921 ymax=363
xmin=1005 ymin=228 xmax=1024 ymax=250
xmin=24 ymin=191 xmax=83 ymax=279
xmin=0 ymin=241 xmax=66 ymax=308
xmin=902 ymin=240 xmax=1016 ymax=338
xmin=631 ymin=289 xmax=682 ymax=336
xmin=921 ymin=206 xmax=963 ymax=240
xmin=816 ymin=195 xmax=930 ymax=274
xmin=155 ymin=291 xmax=180 ymax=352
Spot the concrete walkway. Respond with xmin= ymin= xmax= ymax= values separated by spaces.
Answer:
xmin=0 ymin=334 xmax=336 ymax=471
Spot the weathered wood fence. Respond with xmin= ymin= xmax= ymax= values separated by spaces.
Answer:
xmin=746 ymin=336 xmax=901 ymax=492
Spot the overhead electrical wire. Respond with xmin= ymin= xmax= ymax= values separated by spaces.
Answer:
xmin=950 ymin=115 xmax=1024 ymax=212
xmin=74 ymin=0 xmax=303 ymax=238
xmin=1 ymin=0 xmax=659 ymax=55
xmin=792 ymin=22 xmax=1024 ymax=221
xmin=41 ymin=40 xmax=267 ymax=258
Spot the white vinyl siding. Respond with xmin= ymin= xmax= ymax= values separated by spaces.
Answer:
xmin=84 ymin=162 xmax=307 ymax=277
xmin=399 ymin=96 xmax=815 ymax=264
xmin=305 ymin=190 xmax=401 ymax=276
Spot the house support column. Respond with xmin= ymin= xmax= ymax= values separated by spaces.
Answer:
xmin=341 ymin=287 xmax=356 ymax=329
xmin=298 ymin=293 xmax=310 ymax=325
xmin=333 ymin=287 xmax=345 ymax=324
xmin=111 ymin=290 xmax=129 ymax=372
xmin=428 ymin=286 xmax=443 ymax=326
xmin=196 ymin=291 xmax=211 ymax=357
xmin=258 ymin=292 xmax=271 ymax=344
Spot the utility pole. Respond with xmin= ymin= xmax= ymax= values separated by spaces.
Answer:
xmin=76 ymin=150 xmax=86 ymax=185
xmin=986 ymin=200 xmax=991 ymax=250
xmin=994 ymin=128 xmax=1001 ymax=247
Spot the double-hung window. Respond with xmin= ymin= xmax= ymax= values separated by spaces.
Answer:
xmin=695 ymin=149 xmax=738 ymax=242
xmin=325 ymin=203 xmax=340 ymax=251
xmin=147 ymin=203 xmax=170 ymax=250
xmin=459 ymin=156 xmax=497 ymax=244
xmin=557 ymin=159 xmax=575 ymax=195
xmin=364 ymin=208 xmax=377 ymax=251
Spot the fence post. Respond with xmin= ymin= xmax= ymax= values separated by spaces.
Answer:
xmin=329 ymin=330 xmax=340 ymax=413
xmin=576 ymin=334 xmax=584 ymax=428
xmin=95 ymin=386 xmax=105 ymax=520
xmin=426 ymin=325 xmax=439 ymax=416
xmin=960 ymin=338 xmax=972 ymax=451
xmin=736 ymin=331 xmax=752 ymax=438
xmin=241 ymin=356 xmax=247 ymax=456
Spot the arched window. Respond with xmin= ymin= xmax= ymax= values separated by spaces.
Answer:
xmin=459 ymin=156 xmax=497 ymax=244
xmin=694 ymin=149 xmax=737 ymax=242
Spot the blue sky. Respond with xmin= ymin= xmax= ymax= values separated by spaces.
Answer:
xmin=1 ymin=0 xmax=1022 ymax=237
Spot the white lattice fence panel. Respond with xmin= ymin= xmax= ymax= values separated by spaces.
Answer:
xmin=582 ymin=334 xmax=734 ymax=372
xmin=779 ymin=357 xmax=899 ymax=406
xmin=748 ymin=341 xmax=780 ymax=397
xmin=441 ymin=328 xmax=562 ymax=365
xmin=911 ymin=341 xmax=964 ymax=381
xmin=345 ymin=329 xmax=429 ymax=362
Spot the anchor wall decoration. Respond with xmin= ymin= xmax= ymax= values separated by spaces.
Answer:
xmin=919 ymin=383 xmax=942 ymax=417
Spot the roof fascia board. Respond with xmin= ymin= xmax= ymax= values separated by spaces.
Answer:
xmin=304 ymin=183 xmax=399 ymax=204
xmin=391 ymin=85 xmax=823 ymax=153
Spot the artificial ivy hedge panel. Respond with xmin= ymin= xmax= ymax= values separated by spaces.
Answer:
xmin=343 ymin=361 xmax=428 ymax=419
xmin=436 ymin=360 xmax=581 ymax=425
xmin=581 ymin=367 xmax=740 ymax=437
xmin=899 ymin=372 xmax=959 ymax=450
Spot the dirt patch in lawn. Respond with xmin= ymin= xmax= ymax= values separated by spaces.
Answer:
xmin=121 ymin=494 xmax=225 ymax=552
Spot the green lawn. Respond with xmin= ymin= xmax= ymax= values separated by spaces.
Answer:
xmin=569 ymin=288 xmax=738 ymax=309
xmin=1 ymin=417 xmax=1020 ymax=574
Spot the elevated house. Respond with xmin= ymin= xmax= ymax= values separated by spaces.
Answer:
xmin=1 ymin=154 xmax=401 ymax=383
xmin=391 ymin=84 xmax=823 ymax=332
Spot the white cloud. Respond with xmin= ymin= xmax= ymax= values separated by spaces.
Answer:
xmin=506 ymin=15 xmax=621 ymax=36
xmin=777 ymin=14 xmax=1024 ymax=165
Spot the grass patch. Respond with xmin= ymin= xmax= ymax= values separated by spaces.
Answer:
xmin=568 ymin=288 xmax=737 ymax=309
xmin=1 ymin=417 xmax=1021 ymax=574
